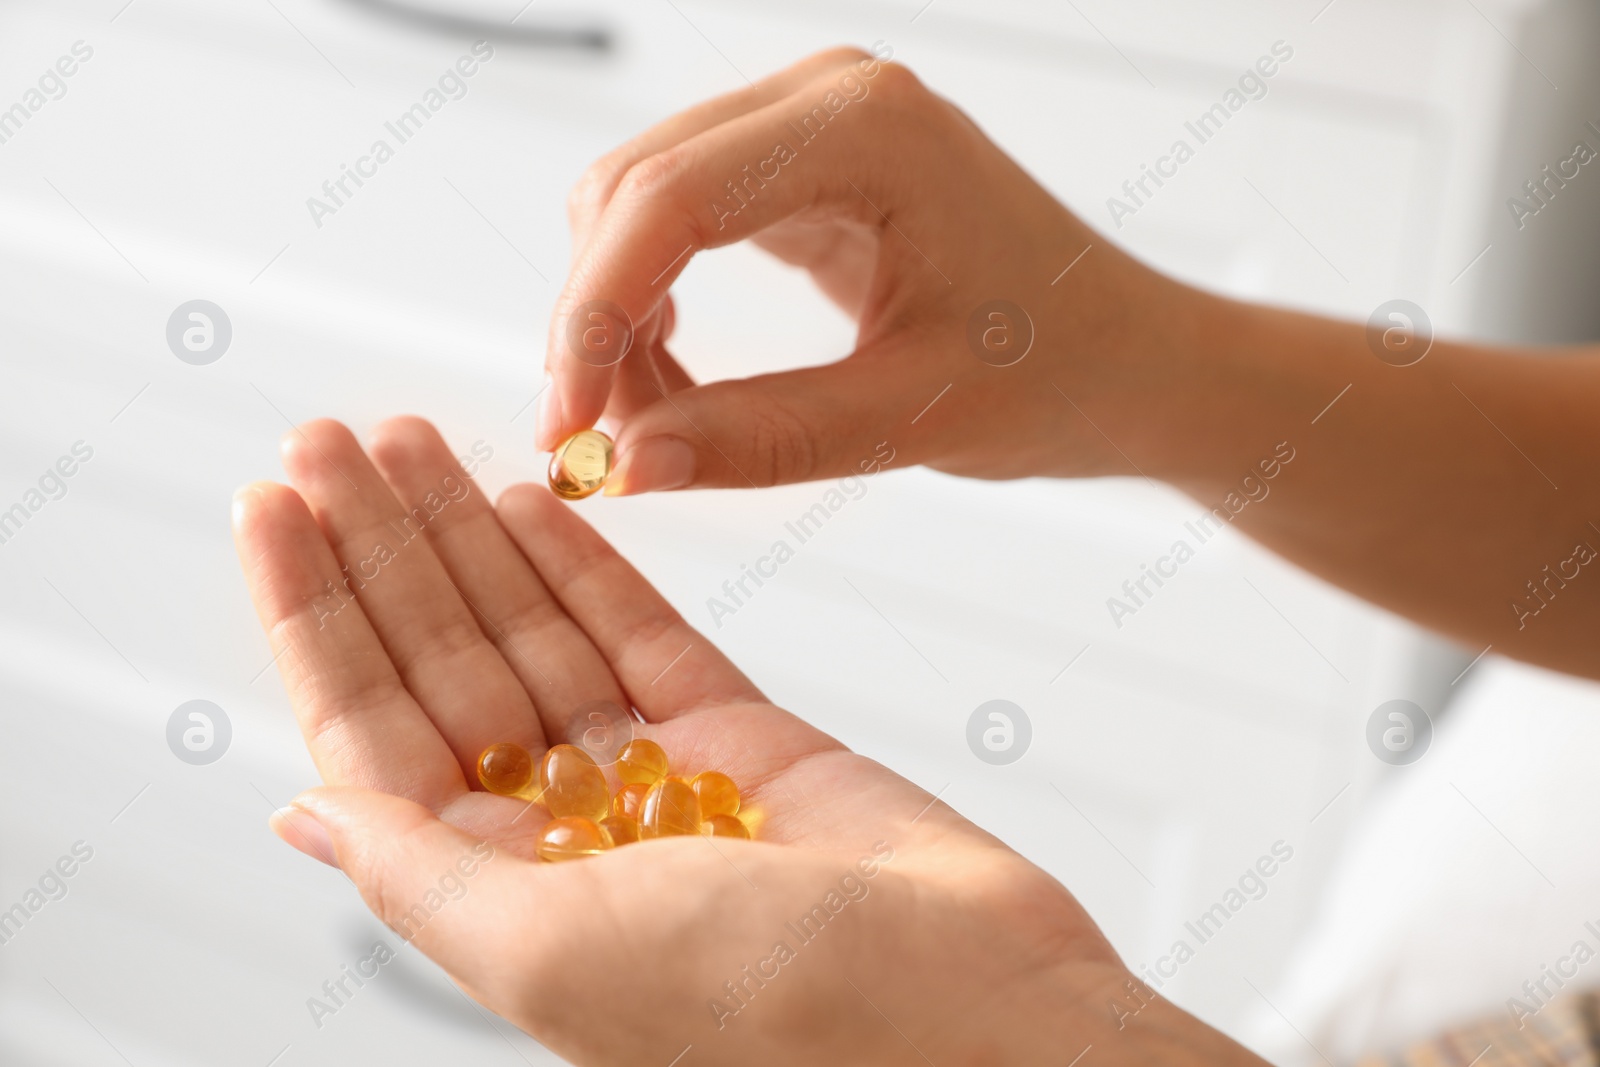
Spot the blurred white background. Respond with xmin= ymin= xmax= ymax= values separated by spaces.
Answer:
xmin=2 ymin=0 xmax=1599 ymax=1063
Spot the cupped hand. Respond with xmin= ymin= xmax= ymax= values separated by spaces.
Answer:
xmin=543 ymin=47 xmax=1201 ymax=496
xmin=231 ymin=417 xmax=1258 ymax=1065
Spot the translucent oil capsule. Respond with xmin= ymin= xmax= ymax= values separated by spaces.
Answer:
xmin=538 ymin=744 xmax=609 ymax=822
xmin=477 ymin=742 xmax=536 ymax=799
xmin=599 ymin=814 xmax=640 ymax=846
xmin=691 ymin=771 xmax=740 ymax=817
xmin=613 ymin=782 xmax=649 ymax=819
xmin=616 ymin=738 xmax=670 ymax=787
xmin=640 ymin=776 xmax=702 ymax=839
xmin=702 ymin=813 xmax=750 ymax=839
xmin=548 ymin=429 xmax=614 ymax=500
xmin=537 ymin=816 xmax=608 ymax=862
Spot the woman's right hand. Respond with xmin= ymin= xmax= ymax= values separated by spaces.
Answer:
xmin=541 ymin=47 xmax=1202 ymax=495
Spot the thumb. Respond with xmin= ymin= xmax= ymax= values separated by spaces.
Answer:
xmin=604 ymin=351 xmax=924 ymax=495
xmin=274 ymin=787 xmax=529 ymax=980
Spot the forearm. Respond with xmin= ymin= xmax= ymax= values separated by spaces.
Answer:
xmin=1111 ymin=283 xmax=1600 ymax=678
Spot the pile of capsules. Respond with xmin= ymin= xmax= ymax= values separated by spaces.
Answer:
xmin=477 ymin=737 xmax=751 ymax=862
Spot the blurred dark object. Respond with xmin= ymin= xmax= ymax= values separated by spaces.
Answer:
xmin=337 ymin=0 xmax=611 ymax=50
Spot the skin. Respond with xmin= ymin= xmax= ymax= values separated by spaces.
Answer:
xmin=235 ymin=416 xmax=1268 ymax=1065
xmin=542 ymin=47 xmax=1600 ymax=679
xmin=239 ymin=46 xmax=1600 ymax=1063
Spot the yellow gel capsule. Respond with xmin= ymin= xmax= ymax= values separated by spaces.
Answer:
xmin=548 ymin=429 xmax=614 ymax=500
xmin=613 ymin=782 xmax=648 ymax=819
xmin=538 ymin=744 xmax=609 ymax=822
xmin=616 ymin=738 xmax=670 ymax=787
xmin=599 ymin=814 xmax=640 ymax=847
xmin=537 ymin=816 xmax=608 ymax=862
xmin=691 ymin=771 xmax=741 ymax=817
xmin=702 ymin=813 xmax=750 ymax=839
xmin=640 ymin=777 xmax=702 ymax=839
xmin=477 ymin=742 xmax=536 ymax=799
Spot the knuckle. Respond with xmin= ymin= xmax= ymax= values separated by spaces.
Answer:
xmin=814 ymin=45 xmax=874 ymax=68
xmin=614 ymin=149 xmax=689 ymax=204
xmin=370 ymin=881 xmax=433 ymax=946
xmin=566 ymin=155 xmax=629 ymax=224
xmin=744 ymin=402 xmax=819 ymax=487
xmin=348 ymin=836 xmax=417 ymax=936
xmin=870 ymin=61 xmax=934 ymax=115
xmin=614 ymin=149 xmax=709 ymax=248
xmin=871 ymin=60 xmax=928 ymax=105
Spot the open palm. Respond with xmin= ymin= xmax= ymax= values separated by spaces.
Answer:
xmin=234 ymin=416 xmax=1138 ymax=1065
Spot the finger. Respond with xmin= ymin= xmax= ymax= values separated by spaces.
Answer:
xmin=496 ymin=484 xmax=765 ymax=720
xmin=539 ymin=52 xmax=908 ymax=450
xmin=601 ymin=342 xmax=696 ymax=429
xmin=282 ymin=787 xmax=553 ymax=995
xmin=565 ymin=48 xmax=876 ymax=259
xmin=280 ymin=420 xmax=542 ymax=778
xmin=231 ymin=482 xmax=463 ymax=807
xmin=365 ymin=417 xmax=630 ymax=746
xmin=606 ymin=352 xmax=917 ymax=493
xmin=658 ymin=293 xmax=677 ymax=344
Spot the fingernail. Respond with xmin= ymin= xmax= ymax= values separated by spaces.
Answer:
xmin=270 ymin=805 xmax=340 ymax=869
xmin=536 ymin=374 xmax=561 ymax=451
xmin=230 ymin=484 xmax=260 ymax=527
xmin=607 ymin=436 xmax=695 ymax=496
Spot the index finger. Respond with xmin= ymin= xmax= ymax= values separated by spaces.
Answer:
xmin=539 ymin=50 xmax=903 ymax=450
xmin=565 ymin=48 xmax=876 ymax=260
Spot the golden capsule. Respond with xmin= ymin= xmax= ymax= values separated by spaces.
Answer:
xmin=538 ymin=744 xmax=609 ymax=822
xmin=599 ymin=814 xmax=640 ymax=847
xmin=616 ymin=738 xmax=670 ymax=787
xmin=613 ymin=782 xmax=649 ymax=819
xmin=640 ymin=776 xmax=702 ymax=839
xmin=691 ymin=771 xmax=740 ymax=817
xmin=477 ymin=742 xmax=536 ymax=799
xmin=536 ymin=816 xmax=608 ymax=862
xmin=702 ymin=813 xmax=750 ymax=839
xmin=548 ymin=429 xmax=614 ymax=500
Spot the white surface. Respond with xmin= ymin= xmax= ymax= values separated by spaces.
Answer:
xmin=0 ymin=0 xmax=1596 ymax=1063
xmin=1250 ymin=658 xmax=1600 ymax=1063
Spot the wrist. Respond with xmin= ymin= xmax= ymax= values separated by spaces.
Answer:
xmin=1026 ymin=246 xmax=1225 ymax=486
xmin=1051 ymin=261 xmax=1342 ymax=496
xmin=998 ymin=963 xmax=1271 ymax=1067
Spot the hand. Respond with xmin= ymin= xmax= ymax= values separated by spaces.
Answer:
xmin=233 ymin=416 xmax=1262 ymax=1065
xmin=541 ymin=47 xmax=1203 ymax=495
